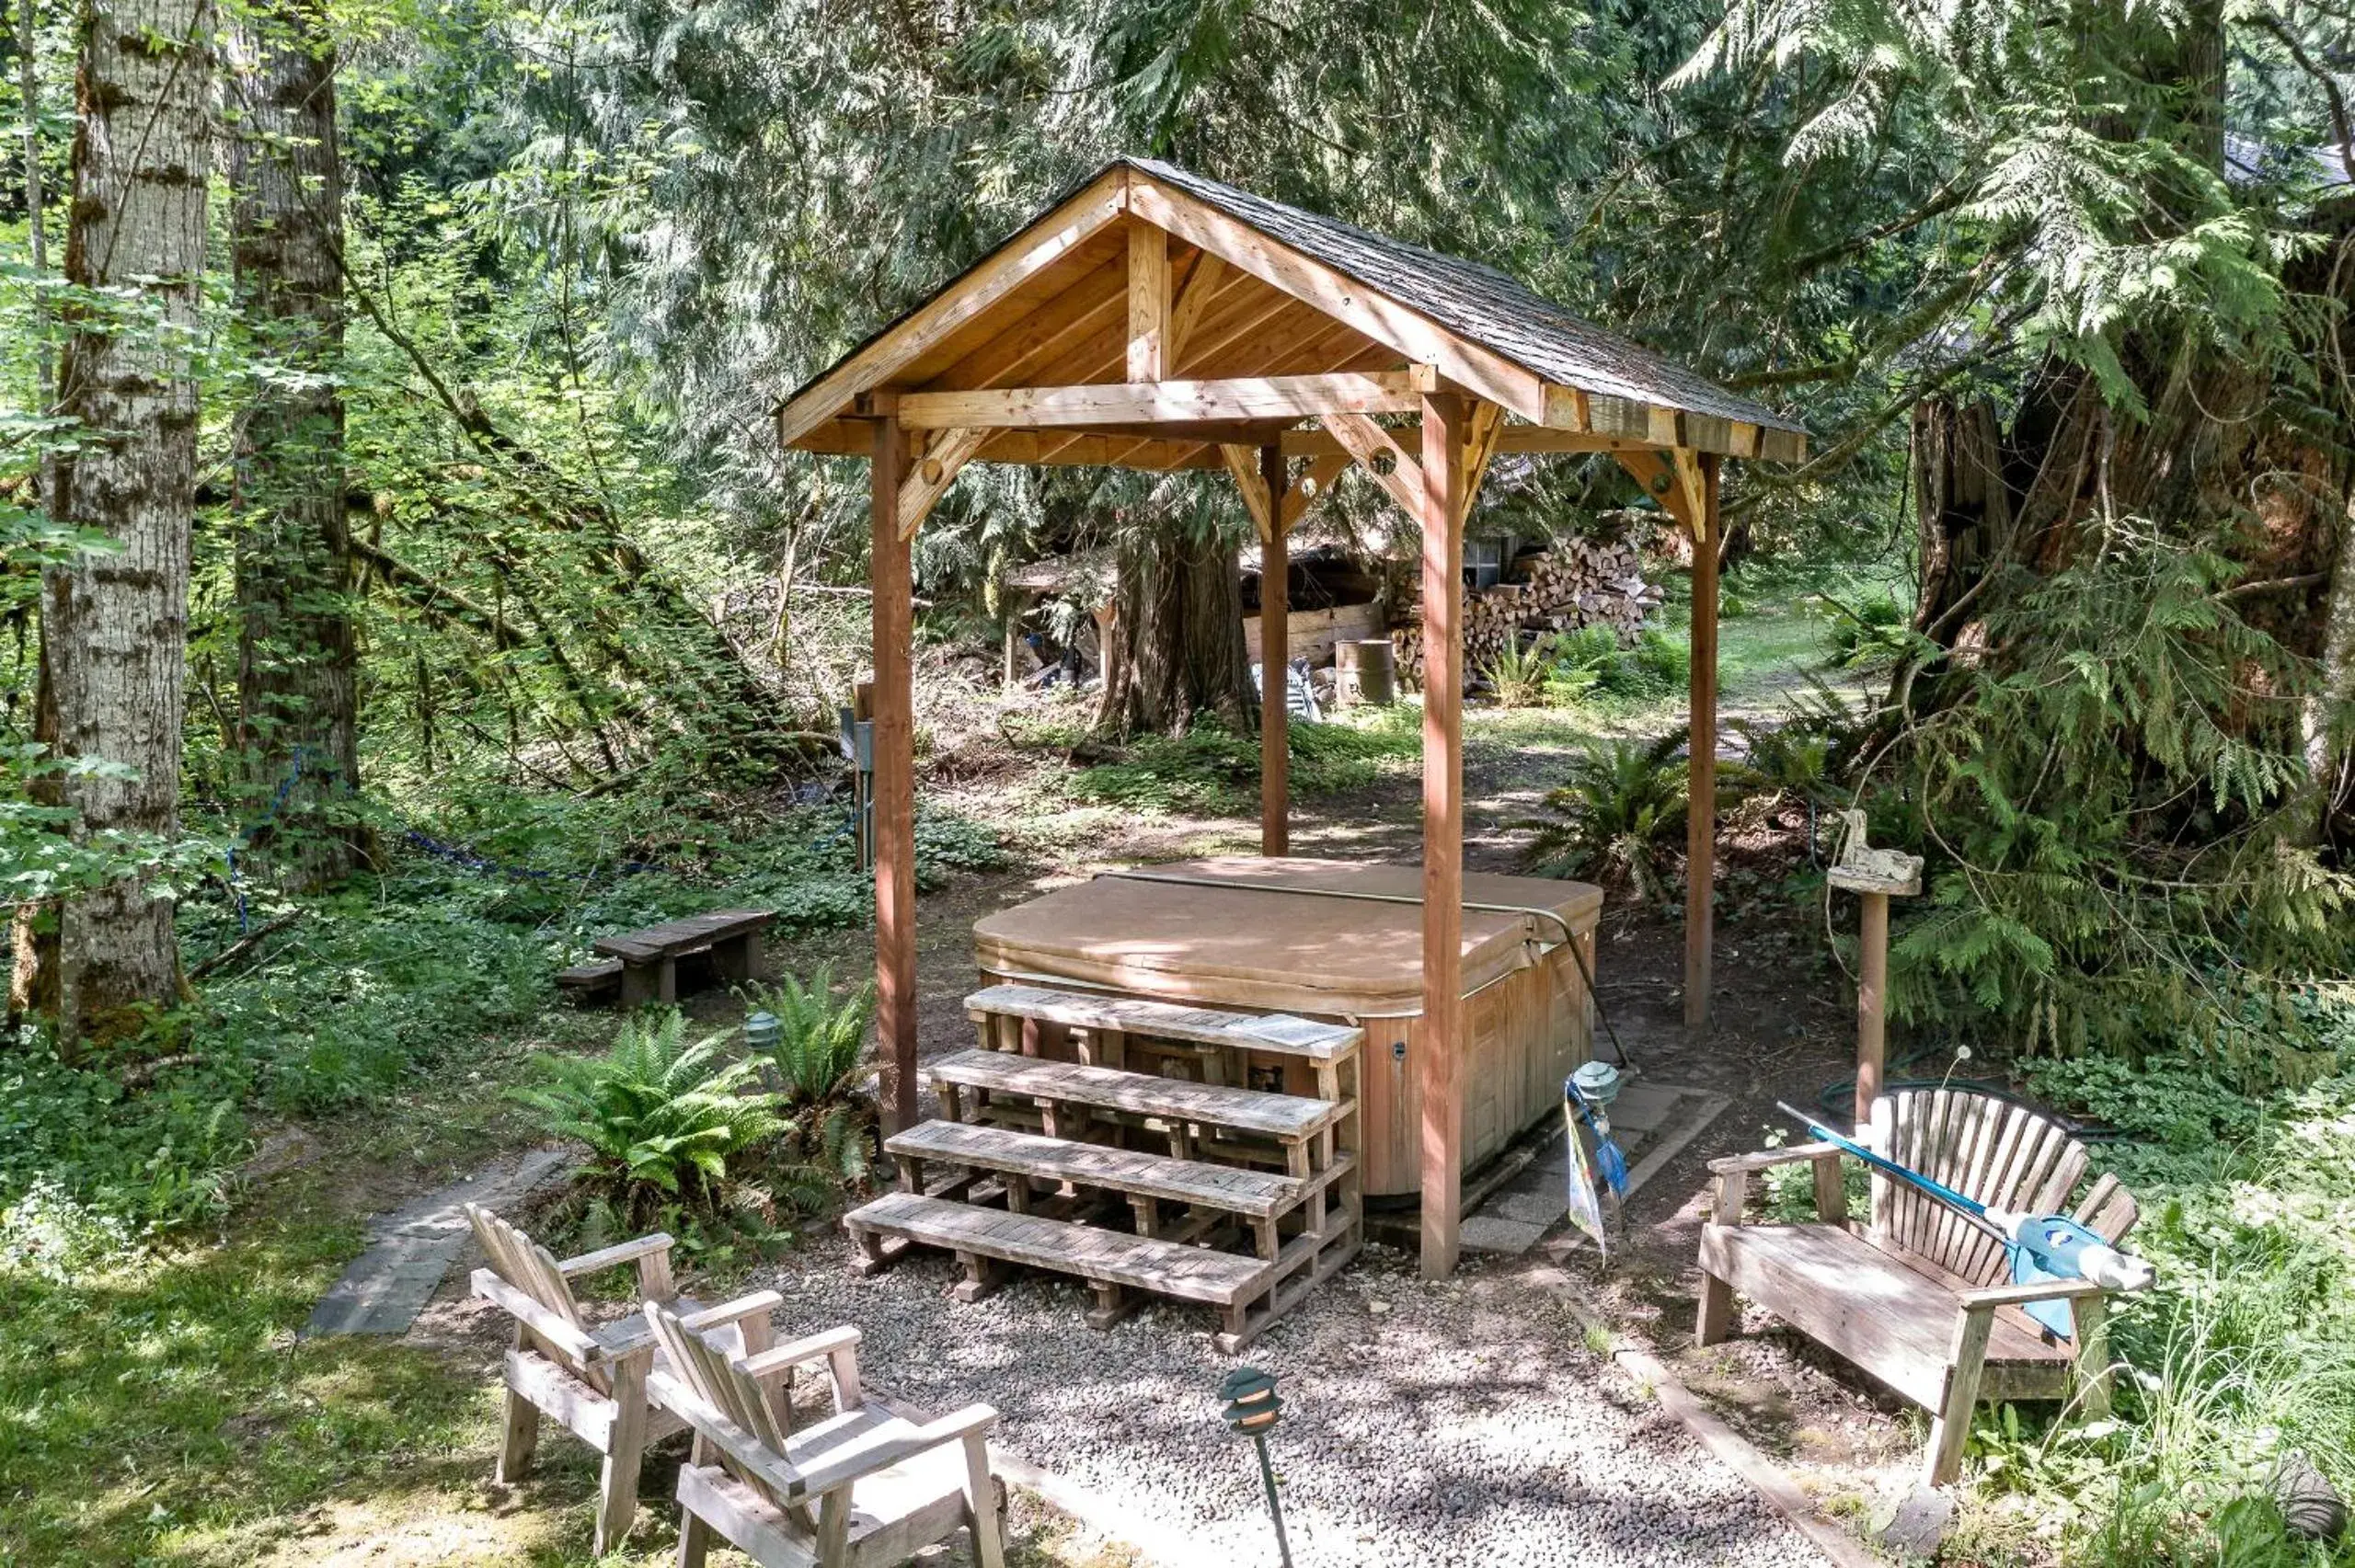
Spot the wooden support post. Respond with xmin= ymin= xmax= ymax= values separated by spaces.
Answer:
xmin=1259 ymin=442 xmax=1291 ymax=856
xmin=1419 ymin=391 xmax=1469 ymax=1280
xmin=1685 ymin=453 xmax=1721 ymax=1035
xmin=870 ymin=416 xmax=919 ymax=1135
xmin=1001 ymin=589 xmax=1028 ymax=692
xmin=1126 ymin=219 xmax=1167 ymax=383
xmin=1856 ymin=888 xmax=1890 ymax=1119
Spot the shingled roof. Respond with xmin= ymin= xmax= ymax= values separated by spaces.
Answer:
xmin=1127 ymin=159 xmax=1800 ymax=436
xmin=775 ymin=158 xmax=1805 ymax=467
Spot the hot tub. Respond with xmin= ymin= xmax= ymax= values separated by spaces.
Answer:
xmin=971 ymin=855 xmax=1602 ymax=1198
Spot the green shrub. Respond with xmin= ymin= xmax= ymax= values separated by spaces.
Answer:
xmin=1630 ymin=628 xmax=1691 ymax=690
xmin=1546 ymin=624 xmax=1687 ymax=701
xmin=1824 ymin=590 xmax=1915 ymax=667
xmin=1521 ymin=734 xmax=1689 ymax=900
xmin=1481 ymin=635 xmax=1558 ymax=708
xmin=510 ymin=1009 xmax=781 ymax=1230
xmin=1724 ymin=717 xmax=1835 ymax=806
xmin=739 ymin=965 xmax=881 ymax=1192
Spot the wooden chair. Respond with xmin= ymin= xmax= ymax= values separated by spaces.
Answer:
xmin=646 ymin=1295 xmax=1007 ymax=1568
xmin=466 ymin=1203 xmax=734 ymax=1552
xmin=1694 ymin=1088 xmax=2142 ymax=1486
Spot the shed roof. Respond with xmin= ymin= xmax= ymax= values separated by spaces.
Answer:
xmin=775 ymin=159 xmax=1804 ymax=468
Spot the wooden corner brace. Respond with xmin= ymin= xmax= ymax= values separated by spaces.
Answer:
xmin=898 ymin=427 xmax=985 ymax=538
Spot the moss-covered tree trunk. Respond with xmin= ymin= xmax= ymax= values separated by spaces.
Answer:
xmin=230 ymin=0 xmax=362 ymax=890
xmin=1096 ymin=523 xmax=1252 ymax=737
xmin=17 ymin=0 xmax=214 ymax=1047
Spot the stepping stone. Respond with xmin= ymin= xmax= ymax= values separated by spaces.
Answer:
xmin=305 ymin=1149 xmax=572 ymax=1337
xmin=1462 ymin=1081 xmax=1731 ymax=1253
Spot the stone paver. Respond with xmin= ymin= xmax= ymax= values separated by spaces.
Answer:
xmin=306 ymin=1148 xmax=571 ymax=1336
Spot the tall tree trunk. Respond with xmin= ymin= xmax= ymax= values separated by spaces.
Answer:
xmin=1096 ymin=522 xmax=1252 ymax=737
xmin=229 ymin=0 xmax=358 ymax=889
xmin=20 ymin=0 xmax=213 ymax=1047
xmin=17 ymin=0 xmax=47 ymax=394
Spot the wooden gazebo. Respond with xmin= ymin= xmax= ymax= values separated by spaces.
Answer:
xmin=775 ymin=158 xmax=1804 ymax=1276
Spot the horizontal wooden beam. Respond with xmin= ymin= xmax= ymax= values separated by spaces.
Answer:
xmin=893 ymin=371 xmax=1430 ymax=430
xmin=1276 ymin=422 xmax=1671 ymax=460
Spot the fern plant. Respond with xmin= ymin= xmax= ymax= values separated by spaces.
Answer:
xmin=1520 ymin=734 xmax=1690 ymax=901
xmin=738 ymin=966 xmax=880 ymax=1192
xmin=1480 ymin=635 xmax=1558 ymax=708
xmin=510 ymin=1009 xmax=782 ymax=1227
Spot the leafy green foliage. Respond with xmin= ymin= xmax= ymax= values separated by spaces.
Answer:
xmin=1481 ymin=635 xmax=1559 ymax=708
xmin=1823 ymin=591 xmax=1915 ymax=669
xmin=740 ymin=965 xmax=880 ymax=1192
xmin=510 ymin=1009 xmax=781 ymax=1226
xmin=1960 ymin=1064 xmax=2355 ymax=1565
xmin=1067 ymin=709 xmax=1418 ymax=814
xmin=1548 ymin=626 xmax=1692 ymax=704
xmin=1521 ymin=734 xmax=1690 ymax=901
xmin=1885 ymin=547 xmax=2355 ymax=1076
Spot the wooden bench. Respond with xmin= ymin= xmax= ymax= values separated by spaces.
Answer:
xmin=886 ymin=1118 xmax=1338 ymax=1258
xmin=1696 ymin=1087 xmax=2142 ymax=1487
xmin=929 ymin=1048 xmax=1338 ymax=1173
xmin=556 ymin=957 xmax=624 ymax=1004
xmin=592 ymin=908 xmax=773 ymax=1007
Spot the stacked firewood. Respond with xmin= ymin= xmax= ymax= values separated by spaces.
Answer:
xmin=1390 ymin=535 xmax=1662 ymax=689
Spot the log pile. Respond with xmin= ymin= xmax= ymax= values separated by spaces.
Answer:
xmin=1391 ymin=534 xmax=1662 ymax=690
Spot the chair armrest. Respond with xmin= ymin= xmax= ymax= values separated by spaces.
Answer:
xmin=909 ymin=1402 xmax=997 ymax=1446
xmin=1959 ymin=1277 xmax=2108 ymax=1310
xmin=558 ymin=1231 xmax=674 ymax=1276
xmin=678 ymin=1289 xmax=785 ymax=1334
xmin=471 ymin=1267 xmax=601 ymax=1363
xmin=741 ymin=1325 xmax=861 ymax=1386
xmin=1707 ymin=1141 xmax=1844 ymax=1176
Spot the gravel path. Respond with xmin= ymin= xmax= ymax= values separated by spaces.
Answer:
xmin=755 ymin=1235 xmax=1828 ymax=1568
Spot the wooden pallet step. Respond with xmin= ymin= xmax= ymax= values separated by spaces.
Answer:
xmin=888 ymin=1119 xmax=1309 ymax=1219
xmin=929 ymin=1049 xmax=1337 ymax=1139
xmin=966 ymin=983 xmax=1363 ymax=1060
xmin=843 ymin=1192 xmax=1266 ymax=1306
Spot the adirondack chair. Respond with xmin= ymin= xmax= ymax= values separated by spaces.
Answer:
xmin=1694 ymin=1088 xmax=2142 ymax=1486
xmin=645 ymin=1295 xmax=1007 ymax=1568
xmin=465 ymin=1203 xmax=742 ymax=1552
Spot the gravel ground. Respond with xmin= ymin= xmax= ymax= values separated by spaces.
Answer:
xmin=752 ymin=1232 xmax=1829 ymax=1568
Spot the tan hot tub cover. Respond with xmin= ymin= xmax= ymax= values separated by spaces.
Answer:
xmin=972 ymin=855 xmax=1603 ymax=1018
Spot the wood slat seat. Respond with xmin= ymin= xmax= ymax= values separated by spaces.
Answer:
xmin=965 ymin=983 xmax=1363 ymax=1059
xmin=1695 ymin=1088 xmax=2144 ymax=1489
xmin=1698 ymin=1223 xmax=2072 ymax=1410
xmin=465 ymin=1204 xmax=693 ymax=1553
xmin=887 ymin=1119 xmax=1308 ymax=1219
xmin=646 ymin=1296 xmax=1005 ymax=1568
xmin=929 ymin=1048 xmax=1336 ymax=1140
xmin=844 ymin=1191 xmax=1266 ymax=1307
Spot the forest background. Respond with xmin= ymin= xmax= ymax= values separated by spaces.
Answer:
xmin=3 ymin=0 xmax=2355 ymax=1562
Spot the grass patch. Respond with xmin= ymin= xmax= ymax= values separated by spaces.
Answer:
xmin=1067 ymin=708 xmax=1419 ymax=815
xmin=0 ymin=1200 xmax=518 ymax=1567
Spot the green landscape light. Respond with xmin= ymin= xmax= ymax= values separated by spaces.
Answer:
xmin=1219 ymin=1367 xmax=1293 ymax=1568
xmin=743 ymin=1010 xmax=781 ymax=1052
